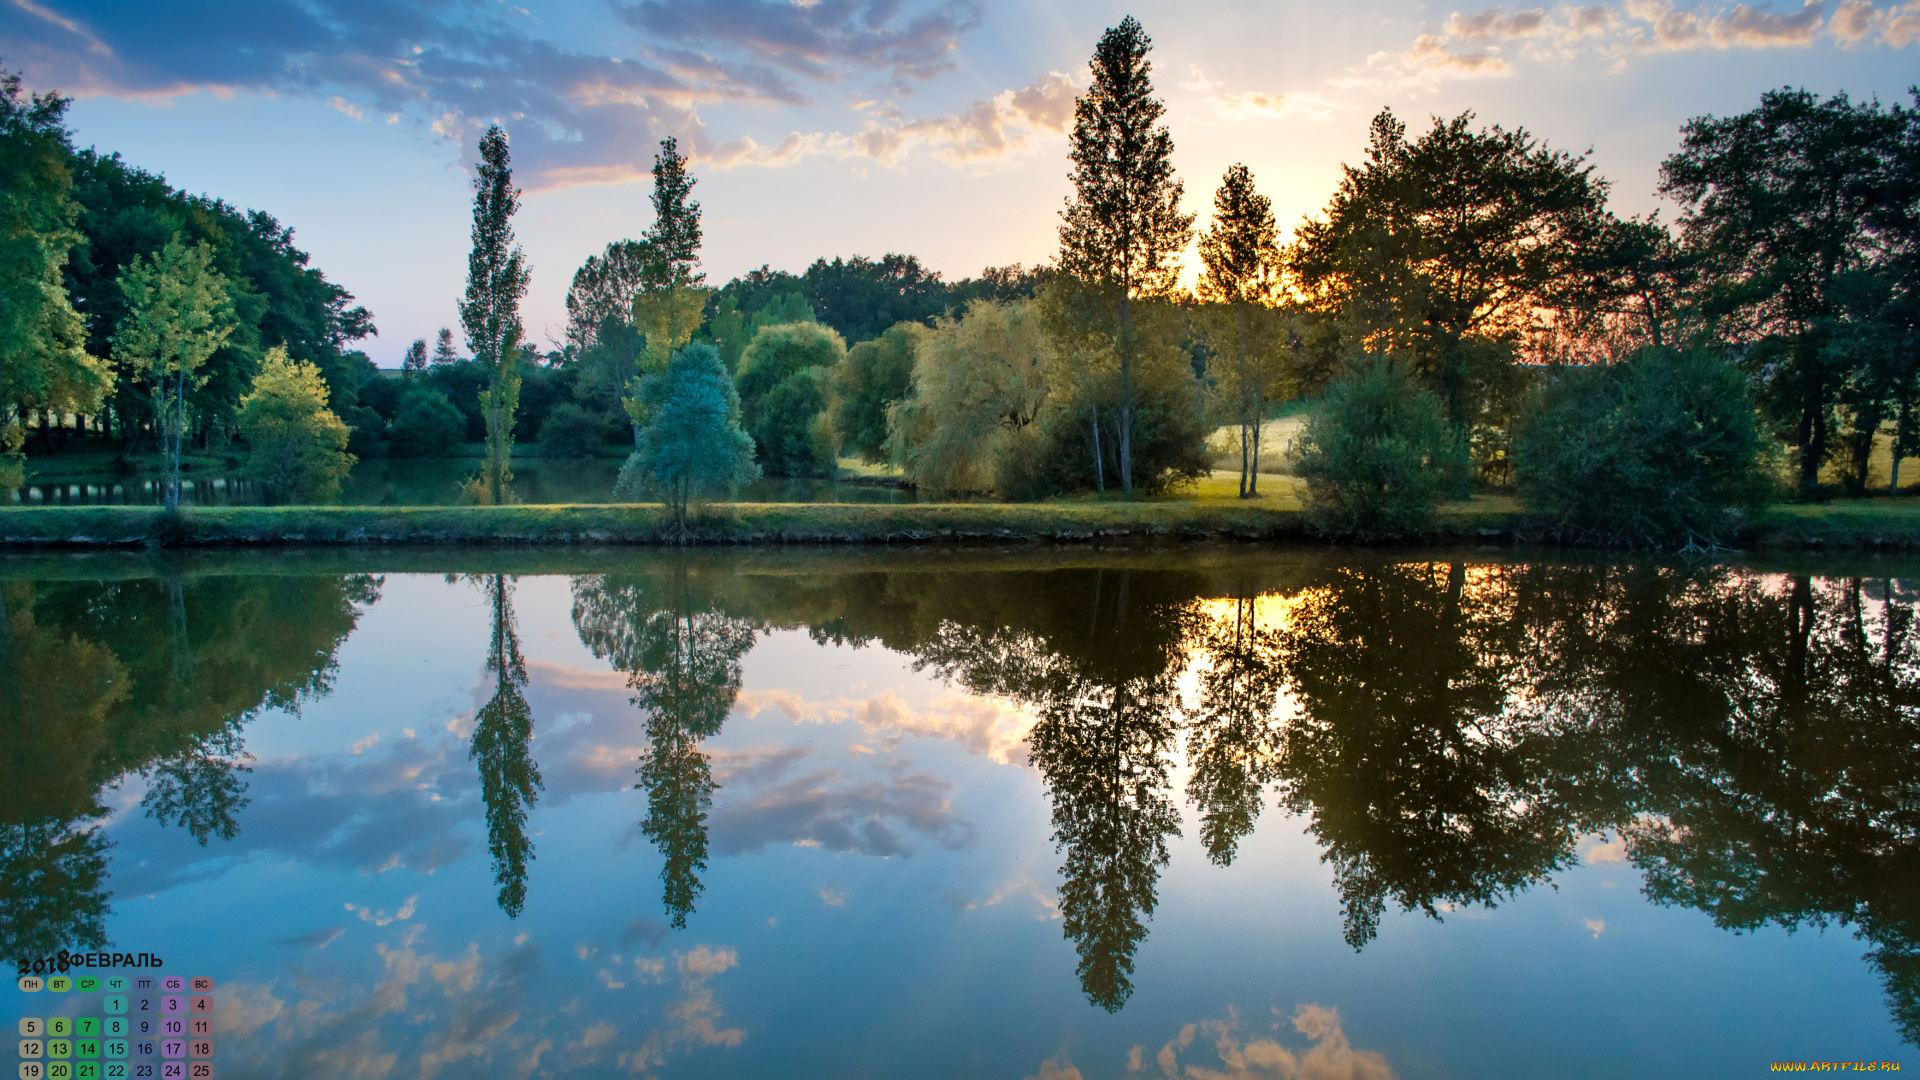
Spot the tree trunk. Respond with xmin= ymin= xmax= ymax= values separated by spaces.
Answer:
xmin=1090 ymin=402 xmax=1104 ymax=494
xmin=1117 ymin=292 xmax=1133 ymax=497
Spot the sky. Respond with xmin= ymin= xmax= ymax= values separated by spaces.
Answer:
xmin=3 ymin=0 xmax=1918 ymax=365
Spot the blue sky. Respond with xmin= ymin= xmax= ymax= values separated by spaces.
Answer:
xmin=4 ymin=0 xmax=1918 ymax=363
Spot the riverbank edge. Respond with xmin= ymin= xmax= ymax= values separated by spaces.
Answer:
xmin=5 ymin=500 xmax=1919 ymax=549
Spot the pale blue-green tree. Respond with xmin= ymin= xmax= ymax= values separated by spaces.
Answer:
xmin=616 ymin=342 xmax=760 ymax=532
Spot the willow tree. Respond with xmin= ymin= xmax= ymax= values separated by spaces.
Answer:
xmin=459 ymin=126 xmax=530 ymax=505
xmin=1197 ymin=164 xmax=1286 ymax=497
xmin=112 ymin=237 xmax=237 ymax=510
xmin=1056 ymin=16 xmax=1194 ymax=496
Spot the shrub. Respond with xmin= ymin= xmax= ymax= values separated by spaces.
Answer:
xmin=387 ymin=389 xmax=465 ymax=457
xmin=1513 ymin=346 xmax=1775 ymax=545
xmin=736 ymin=321 xmax=845 ymax=476
xmin=237 ymin=346 xmax=355 ymax=503
xmin=537 ymin=402 xmax=613 ymax=458
xmin=1296 ymin=357 xmax=1456 ymax=538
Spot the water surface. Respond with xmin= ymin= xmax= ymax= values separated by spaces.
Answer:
xmin=2 ymin=548 xmax=1912 ymax=1077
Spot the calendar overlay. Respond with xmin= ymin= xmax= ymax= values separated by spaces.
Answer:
xmin=16 ymin=974 xmax=213 ymax=1080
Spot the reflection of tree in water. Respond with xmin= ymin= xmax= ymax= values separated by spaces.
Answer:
xmin=470 ymin=574 xmax=543 ymax=919
xmin=572 ymin=566 xmax=756 ymax=928
xmin=1183 ymin=594 xmax=1287 ymax=866
xmin=915 ymin=569 xmax=1194 ymax=1012
xmin=1273 ymin=563 xmax=1579 ymax=949
xmin=0 ymin=571 xmax=378 ymax=965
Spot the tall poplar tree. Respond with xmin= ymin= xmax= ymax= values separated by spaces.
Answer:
xmin=1056 ymin=15 xmax=1193 ymax=495
xmin=1197 ymin=163 xmax=1284 ymax=497
xmin=625 ymin=137 xmax=712 ymax=440
xmin=460 ymin=125 xmax=530 ymax=505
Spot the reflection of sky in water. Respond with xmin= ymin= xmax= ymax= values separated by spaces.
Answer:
xmin=22 ymin=570 xmax=1910 ymax=1078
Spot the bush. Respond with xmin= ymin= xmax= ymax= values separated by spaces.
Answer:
xmin=341 ymin=404 xmax=387 ymax=458
xmin=387 ymin=389 xmax=465 ymax=457
xmin=1296 ymin=358 xmax=1456 ymax=538
xmin=237 ymin=346 xmax=355 ymax=503
xmin=832 ymin=322 xmax=922 ymax=462
xmin=736 ymin=321 xmax=845 ymax=476
xmin=537 ymin=402 xmax=614 ymax=458
xmin=1513 ymin=346 xmax=1775 ymax=545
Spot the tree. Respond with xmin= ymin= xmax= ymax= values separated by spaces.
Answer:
xmin=622 ymin=138 xmax=712 ymax=443
xmin=617 ymin=342 xmax=760 ymax=532
xmin=887 ymin=299 xmax=1051 ymax=493
xmin=802 ymin=254 xmax=948 ymax=343
xmin=735 ymin=321 xmax=846 ymax=476
xmin=1514 ymin=346 xmax=1776 ymax=545
xmin=401 ymin=338 xmax=427 ymax=378
xmin=1056 ymin=16 xmax=1195 ymax=495
xmin=1196 ymin=163 xmax=1286 ymax=497
xmin=386 ymin=388 xmax=463 ymax=457
xmin=0 ymin=68 xmax=112 ymax=474
xmin=1288 ymin=108 xmax=1614 ymax=483
xmin=831 ymin=321 xmax=923 ymax=463
xmin=1296 ymin=358 xmax=1458 ymax=538
xmin=1183 ymin=595 xmax=1285 ymax=865
xmin=459 ymin=125 xmax=531 ymax=505
xmin=565 ymin=239 xmax=658 ymax=351
xmin=433 ymin=327 xmax=458 ymax=365
xmin=112 ymin=236 xmax=237 ymax=509
xmin=236 ymin=345 xmax=354 ymax=503
xmin=1660 ymin=89 xmax=1910 ymax=494
xmin=470 ymin=574 xmax=542 ymax=918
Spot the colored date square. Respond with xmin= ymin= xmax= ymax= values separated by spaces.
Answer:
xmin=132 ymin=1041 xmax=154 ymax=1059
xmin=75 ymin=978 xmax=99 ymax=993
xmin=157 ymin=979 xmax=182 ymax=994
xmin=18 ymin=976 xmax=43 ymax=992
xmin=159 ymin=1021 xmax=182 ymax=1039
xmin=186 ymin=979 xmax=211 ymax=994
xmin=131 ymin=995 xmax=155 ymax=1016
xmin=45 ymin=1040 xmax=71 ymax=1059
xmin=102 ymin=1021 xmax=124 ymax=1038
xmin=17 ymin=1040 xmax=43 ymax=1059
xmin=160 ymin=1064 xmax=183 ymax=1080
xmin=21 ymin=1062 xmax=47 ymax=1080
xmin=103 ymin=997 xmax=125 ymax=1016
xmin=186 ymin=1043 xmax=209 ymax=1062
xmin=186 ymin=1065 xmax=210 ymax=1080
xmin=73 ymin=1066 xmax=97 ymax=1080
xmin=76 ymin=1039 xmax=98 ymax=1058
xmin=47 ymin=978 xmax=71 ymax=993
xmin=185 ymin=999 xmax=210 ymax=1018
xmin=75 ymin=1020 xmax=97 ymax=1039
xmin=20 ymin=1019 xmax=43 ymax=1037
xmin=184 ymin=1022 xmax=207 ymax=1040
xmin=158 ymin=1042 xmax=182 ymax=1061
xmin=45 ymin=1065 xmax=70 ymax=1080
xmin=46 ymin=1020 xmax=70 ymax=1039
xmin=103 ymin=1041 xmax=125 ymax=1060
xmin=130 ymin=1021 xmax=153 ymax=1039
xmin=159 ymin=999 xmax=182 ymax=1017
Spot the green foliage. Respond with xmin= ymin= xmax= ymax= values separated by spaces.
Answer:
xmin=736 ymin=321 xmax=845 ymax=476
xmin=386 ymin=389 xmax=464 ymax=457
xmin=1513 ymin=347 xmax=1776 ymax=544
xmin=1055 ymin=16 xmax=1195 ymax=495
xmin=236 ymin=345 xmax=354 ymax=503
xmin=0 ymin=71 xmax=111 ymax=442
xmin=618 ymin=342 xmax=760 ymax=529
xmin=537 ymin=402 xmax=614 ymax=458
xmin=889 ymin=300 xmax=1051 ymax=493
xmin=645 ymin=137 xmax=703 ymax=289
xmin=112 ymin=236 xmax=238 ymax=508
xmin=565 ymin=239 xmax=657 ymax=351
xmin=831 ymin=321 xmax=922 ymax=463
xmin=460 ymin=126 xmax=530 ymax=505
xmin=1660 ymin=88 xmax=1917 ymax=494
xmin=1196 ymin=163 xmax=1286 ymax=497
xmin=705 ymin=278 xmax=816 ymax=374
xmin=802 ymin=254 xmax=948 ymax=343
xmin=1296 ymin=358 xmax=1457 ymax=538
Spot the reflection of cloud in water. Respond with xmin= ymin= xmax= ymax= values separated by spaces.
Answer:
xmin=212 ymin=935 xmax=746 ymax=1078
xmin=735 ymin=687 xmax=1038 ymax=766
xmin=702 ymin=746 xmax=977 ymax=856
xmin=1025 ymin=1006 xmax=1395 ymax=1080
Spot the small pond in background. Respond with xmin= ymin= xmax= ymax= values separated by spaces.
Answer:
xmin=1 ymin=547 xmax=1912 ymax=1077
xmin=9 ymin=457 xmax=941 ymax=506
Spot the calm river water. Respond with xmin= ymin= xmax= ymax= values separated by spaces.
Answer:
xmin=1 ymin=548 xmax=1912 ymax=1077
